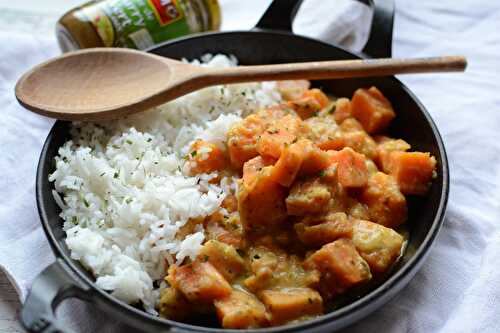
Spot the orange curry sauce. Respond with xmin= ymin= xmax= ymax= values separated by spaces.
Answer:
xmin=159 ymin=81 xmax=437 ymax=328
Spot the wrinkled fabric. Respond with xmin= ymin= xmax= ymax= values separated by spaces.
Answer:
xmin=0 ymin=0 xmax=499 ymax=332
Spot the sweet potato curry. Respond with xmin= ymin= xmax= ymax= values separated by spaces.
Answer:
xmin=159 ymin=81 xmax=437 ymax=328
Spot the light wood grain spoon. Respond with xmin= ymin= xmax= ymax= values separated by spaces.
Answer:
xmin=15 ymin=48 xmax=466 ymax=121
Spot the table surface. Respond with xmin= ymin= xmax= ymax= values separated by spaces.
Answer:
xmin=0 ymin=3 xmax=81 ymax=331
xmin=0 ymin=271 xmax=23 ymax=332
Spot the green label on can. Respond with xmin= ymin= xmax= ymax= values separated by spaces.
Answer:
xmin=82 ymin=0 xmax=199 ymax=49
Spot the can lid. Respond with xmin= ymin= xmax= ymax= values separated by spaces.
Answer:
xmin=204 ymin=0 xmax=221 ymax=31
xmin=56 ymin=23 xmax=81 ymax=52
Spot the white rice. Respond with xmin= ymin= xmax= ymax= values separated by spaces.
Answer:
xmin=49 ymin=54 xmax=283 ymax=313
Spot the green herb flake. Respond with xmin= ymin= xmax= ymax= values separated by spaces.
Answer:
xmin=114 ymin=172 xmax=119 ymax=179
xmin=318 ymin=170 xmax=326 ymax=177
xmin=126 ymin=140 xmax=133 ymax=145
xmin=328 ymin=104 xmax=337 ymax=114
xmin=99 ymin=172 xmax=106 ymax=177
xmin=147 ymin=138 xmax=152 ymax=143
xmin=125 ymin=198 xmax=132 ymax=204
xmin=112 ymin=144 xmax=120 ymax=149
xmin=203 ymin=255 xmax=209 ymax=262
xmin=191 ymin=150 xmax=197 ymax=157
xmin=83 ymin=198 xmax=90 ymax=208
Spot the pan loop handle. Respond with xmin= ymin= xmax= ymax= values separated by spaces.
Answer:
xmin=20 ymin=260 xmax=89 ymax=333
xmin=255 ymin=0 xmax=394 ymax=58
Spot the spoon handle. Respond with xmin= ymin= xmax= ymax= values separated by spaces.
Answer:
xmin=202 ymin=56 xmax=467 ymax=85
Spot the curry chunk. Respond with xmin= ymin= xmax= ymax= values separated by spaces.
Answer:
xmin=352 ymin=219 xmax=404 ymax=273
xmin=306 ymin=114 xmax=343 ymax=151
xmin=351 ymin=87 xmax=396 ymax=134
xmin=166 ymin=261 xmax=231 ymax=303
xmin=188 ymin=140 xmax=226 ymax=174
xmin=330 ymin=148 xmax=369 ymax=188
xmin=382 ymin=151 xmax=437 ymax=195
xmin=299 ymin=139 xmax=333 ymax=176
xmin=244 ymin=246 xmax=319 ymax=292
xmin=332 ymin=98 xmax=353 ymax=123
xmin=227 ymin=114 xmax=266 ymax=169
xmin=214 ymin=290 xmax=269 ymax=329
xmin=288 ymin=89 xmax=330 ymax=119
xmin=239 ymin=158 xmax=287 ymax=230
xmin=269 ymin=140 xmax=305 ymax=187
xmin=198 ymin=240 xmax=246 ymax=281
xmin=158 ymin=287 xmax=191 ymax=321
xmin=205 ymin=214 xmax=246 ymax=249
xmin=256 ymin=114 xmax=309 ymax=159
xmin=304 ymin=239 xmax=372 ymax=298
xmin=360 ymin=172 xmax=407 ymax=228
xmin=342 ymin=130 xmax=377 ymax=160
xmin=286 ymin=178 xmax=331 ymax=216
xmin=375 ymin=136 xmax=411 ymax=167
xmin=295 ymin=212 xmax=353 ymax=246
xmin=259 ymin=288 xmax=323 ymax=325
xmin=277 ymin=80 xmax=311 ymax=101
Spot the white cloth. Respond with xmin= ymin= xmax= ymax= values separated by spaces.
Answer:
xmin=0 ymin=0 xmax=499 ymax=332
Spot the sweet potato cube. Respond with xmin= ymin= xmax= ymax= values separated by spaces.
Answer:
xmin=286 ymin=178 xmax=331 ymax=216
xmin=351 ymin=87 xmax=395 ymax=134
xmin=205 ymin=218 xmax=246 ymax=249
xmin=295 ymin=212 xmax=353 ymax=246
xmin=384 ymin=151 xmax=437 ymax=195
xmin=374 ymin=136 xmax=411 ymax=169
xmin=342 ymin=130 xmax=377 ymax=160
xmin=242 ymin=156 xmax=273 ymax=188
xmin=277 ymin=80 xmax=311 ymax=101
xmin=360 ymin=172 xmax=407 ymax=228
xmin=288 ymin=89 xmax=330 ymax=119
xmin=256 ymin=114 xmax=308 ymax=159
xmin=198 ymin=240 xmax=246 ymax=281
xmin=227 ymin=114 xmax=266 ymax=169
xmin=333 ymin=148 xmax=369 ymax=188
xmin=167 ymin=262 xmax=231 ymax=303
xmin=304 ymin=239 xmax=371 ymax=297
xmin=270 ymin=141 xmax=305 ymax=187
xmin=333 ymin=97 xmax=353 ymax=123
xmin=188 ymin=140 xmax=226 ymax=174
xmin=214 ymin=290 xmax=269 ymax=328
xmin=305 ymin=114 xmax=344 ymax=151
xmin=288 ymin=96 xmax=323 ymax=119
xmin=239 ymin=164 xmax=287 ymax=230
xmin=303 ymin=88 xmax=330 ymax=108
xmin=259 ymin=288 xmax=323 ymax=325
xmin=299 ymin=139 xmax=333 ymax=176
xmin=352 ymin=219 xmax=404 ymax=273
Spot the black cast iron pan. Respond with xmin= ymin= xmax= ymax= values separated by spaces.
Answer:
xmin=22 ymin=0 xmax=449 ymax=332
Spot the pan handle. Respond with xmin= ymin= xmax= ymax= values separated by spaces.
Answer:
xmin=20 ymin=259 xmax=90 ymax=333
xmin=255 ymin=0 xmax=394 ymax=58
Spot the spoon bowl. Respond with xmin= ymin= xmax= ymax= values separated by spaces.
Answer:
xmin=15 ymin=48 xmax=466 ymax=121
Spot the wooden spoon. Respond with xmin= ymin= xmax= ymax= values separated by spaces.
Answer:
xmin=15 ymin=48 xmax=466 ymax=121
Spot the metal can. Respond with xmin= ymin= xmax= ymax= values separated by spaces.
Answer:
xmin=56 ymin=0 xmax=221 ymax=52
